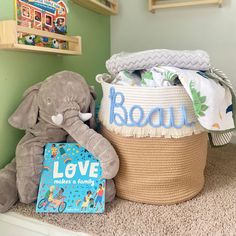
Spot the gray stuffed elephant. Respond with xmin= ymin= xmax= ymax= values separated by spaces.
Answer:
xmin=0 ymin=71 xmax=119 ymax=213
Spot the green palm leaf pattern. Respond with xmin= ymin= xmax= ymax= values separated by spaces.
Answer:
xmin=164 ymin=70 xmax=177 ymax=82
xmin=189 ymin=81 xmax=208 ymax=117
xmin=141 ymin=71 xmax=153 ymax=84
xmin=143 ymin=71 xmax=153 ymax=80
xmin=124 ymin=70 xmax=132 ymax=79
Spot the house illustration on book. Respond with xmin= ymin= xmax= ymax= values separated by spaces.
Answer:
xmin=16 ymin=0 xmax=68 ymax=34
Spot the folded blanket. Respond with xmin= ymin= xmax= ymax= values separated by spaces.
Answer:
xmin=106 ymin=49 xmax=210 ymax=75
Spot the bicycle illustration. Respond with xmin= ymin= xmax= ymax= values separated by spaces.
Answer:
xmin=37 ymin=196 xmax=67 ymax=213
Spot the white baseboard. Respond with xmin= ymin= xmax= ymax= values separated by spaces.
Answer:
xmin=0 ymin=212 xmax=90 ymax=236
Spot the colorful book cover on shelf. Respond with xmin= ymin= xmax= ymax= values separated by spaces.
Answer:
xmin=36 ymin=143 xmax=106 ymax=214
xmin=15 ymin=0 xmax=69 ymax=49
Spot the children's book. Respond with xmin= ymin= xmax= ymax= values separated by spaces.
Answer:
xmin=15 ymin=0 xmax=68 ymax=49
xmin=36 ymin=143 xmax=106 ymax=214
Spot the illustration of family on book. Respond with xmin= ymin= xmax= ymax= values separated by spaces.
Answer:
xmin=38 ymin=183 xmax=105 ymax=213
xmin=36 ymin=143 xmax=106 ymax=214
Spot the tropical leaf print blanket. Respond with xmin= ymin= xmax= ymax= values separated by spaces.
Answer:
xmin=161 ymin=66 xmax=235 ymax=132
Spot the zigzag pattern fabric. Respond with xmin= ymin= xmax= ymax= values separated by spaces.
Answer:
xmin=106 ymin=49 xmax=210 ymax=75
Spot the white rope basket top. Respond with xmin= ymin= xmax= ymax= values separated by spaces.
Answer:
xmin=97 ymin=74 xmax=205 ymax=138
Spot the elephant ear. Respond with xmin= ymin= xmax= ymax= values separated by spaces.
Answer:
xmin=8 ymin=82 xmax=42 ymax=130
xmin=88 ymin=86 xmax=97 ymax=129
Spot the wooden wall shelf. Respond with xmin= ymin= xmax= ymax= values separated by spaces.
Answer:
xmin=0 ymin=20 xmax=82 ymax=56
xmin=73 ymin=0 xmax=118 ymax=15
xmin=149 ymin=0 xmax=223 ymax=12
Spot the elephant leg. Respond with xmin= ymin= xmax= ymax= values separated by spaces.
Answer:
xmin=16 ymin=133 xmax=46 ymax=204
xmin=0 ymin=159 xmax=18 ymax=213
xmin=105 ymin=179 xmax=116 ymax=203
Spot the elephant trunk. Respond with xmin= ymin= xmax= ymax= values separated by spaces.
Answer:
xmin=62 ymin=115 xmax=119 ymax=180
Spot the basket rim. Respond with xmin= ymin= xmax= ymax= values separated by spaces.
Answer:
xmin=97 ymin=77 xmax=186 ymax=92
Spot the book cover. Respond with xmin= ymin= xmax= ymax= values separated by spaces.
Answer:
xmin=15 ymin=0 xmax=68 ymax=49
xmin=36 ymin=143 xmax=106 ymax=214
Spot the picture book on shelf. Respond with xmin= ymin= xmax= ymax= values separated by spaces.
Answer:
xmin=36 ymin=143 xmax=106 ymax=214
xmin=15 ymin=0 xmax=69 ymax=49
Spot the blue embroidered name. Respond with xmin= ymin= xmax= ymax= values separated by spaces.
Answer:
xmin=109 ymin=87 xmax=194 ymax=129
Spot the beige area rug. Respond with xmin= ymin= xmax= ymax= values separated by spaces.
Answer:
xmin=11 ymin=145 xmax=236 ymax=236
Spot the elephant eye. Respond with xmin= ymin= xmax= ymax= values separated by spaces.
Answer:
xmin=47 ymin=97 xmax=52 ymax=105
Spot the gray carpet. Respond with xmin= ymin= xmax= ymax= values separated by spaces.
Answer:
xmin=11 ymin=145 xmax=236 ymax=236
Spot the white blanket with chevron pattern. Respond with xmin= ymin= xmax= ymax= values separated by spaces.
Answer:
xmin=106 ymin=49 xmax=210 ymax=75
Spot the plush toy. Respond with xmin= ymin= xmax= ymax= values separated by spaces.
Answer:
xmin=0 ymin=71 xmax=119 ymax=213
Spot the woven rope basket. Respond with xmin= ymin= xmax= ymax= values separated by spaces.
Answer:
xmin=97 ymin=75 xmax=208 ymax=204
xmin=101 ymin=126 xmax=208 ymax=205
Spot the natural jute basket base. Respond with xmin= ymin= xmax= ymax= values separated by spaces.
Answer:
xmin=101 ymin=126 xmax=208 ymax=205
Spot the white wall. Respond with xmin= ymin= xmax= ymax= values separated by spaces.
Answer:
xmin=111 ymin=0 xmax=236 ymax=87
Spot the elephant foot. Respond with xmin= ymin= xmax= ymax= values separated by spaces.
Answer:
xmin=105 ymin=179 xmax=116 ymax=203
xmin=0 ymin=179 xmax=18 ymax=213
xmin=0 ymin=160 xmax=18 ymax=213
xmin=17 ymin=173 xmax=41 ymax=204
